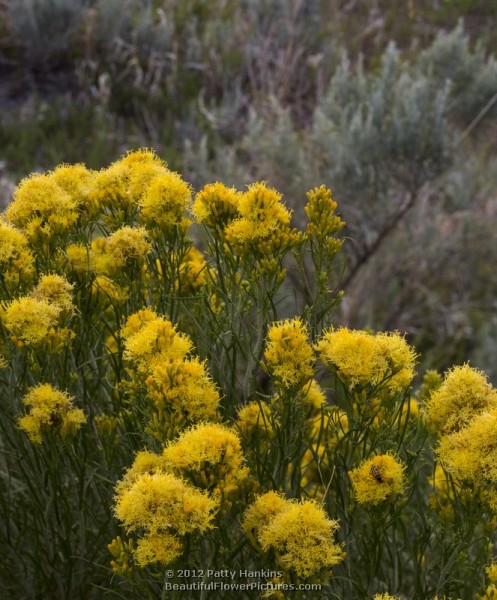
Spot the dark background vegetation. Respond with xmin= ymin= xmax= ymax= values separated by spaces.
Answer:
xmin=1 ymin=0 xmax=497 ymax=379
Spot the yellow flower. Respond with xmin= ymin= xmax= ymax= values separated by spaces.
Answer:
xmin=242 ymin=491 xmax=289 ymax=538
xmin=50 ymin=163 xmax=93 ymax=211
xmin=349 ymin=454 xmax=406 ymax=505
xmin=119 ymin=148 xmax=169 ymax=200
xmin=162 ymin=423 xmax=248 ymax=496
xmin=224 ymin=182 xmax=293 ymax=250
xmin=31 ymin=274 xmax=74 ymax=317
xmin=145 ymin=357 xmax=220 ymax=422
xmin=17 ymin=383 xmax=86 ymax=444
xmin=304 ymin=185 xmax=345 ymax=242
xmin=477 ymin=585 xmax=497 ymax=600
xmin=116 ymin=450 xmax=168 ymax=494
xmin=316 ymin=328 xmax=383 ymax=389
xmin=375 ymin=332 xmax=417 ymax=393
xmin=114 ymin=471 xmax=218 ymax=566
xmin=0 ymin=218 xmax=35 ymax=286
xmin=426 ymin=364 xmax=497 ymax=435
xmin=134 ymin=533 xmax=183 ymax=568
xmin=316 ymin=327 xmax=416 ymax=392
xmin=105 ymin=226 xmax=151 ymax=269
xmin=5 ymin=172 xmax=78 ymax=239
xmin=88 ymin=150 xmax=167 ymax=217
xmin=487 ymin=563 xmax=497 ymax=585
xmin=258 ymin=499 xmax=345 ymax=578
xmin=264 ymin=318 xmax=314 ymax=389
xmin=3 ymin=296 xmax=60 ymax=346
xmin=437 ymin=409 xmax=497 ymax=484
xmin=121 ymin=312 xmax=193 ymax=369
xmin=192 ymin=182 xmax=241 ymax=229
xmin=373 ymin=595 xmax=401 ymax=600
xmin=139 ymin=171 xmax=192 ymax=230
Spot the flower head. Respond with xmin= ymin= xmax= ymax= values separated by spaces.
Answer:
xmin=264 ymin=318 xmax=314 ymax=389
xmin=65 ymin=244 xmax=91 ymax=275
xmin=316 ymin=327 xmax=416 ymax=392
xmin=88 ymin=149 xmax=168 ymax=217
xmin=3 ymin=297 xmax=60 ymax=346
xmin=242 ymin=491 xmax=290 ymax=538
xmin=426 ymin=364 xmax=497 ymax=435
xmin=437 ymin=409 xmax=497 ymax=484
xmin=257 ymin=499 xmax=345 ymax=578
xmin=192 ymin=182 xmax=240 ymax=229
xmin=349 ymin=454 xmax=406 ymax=505
xmin=5 ymin=172 xmax=78 ymax=239
xmin=50 ymin=163 xmax=93 ymax=211
xmin=139 ymin=171 xmax=192 ymax=230
xmin=305 ymin=185 xmax=345 ymax=243
xmin=31 ymin=274 xmax=74 ymax=317
xmin=0 ymin=219 xmax=35 ymax=286
xmin=105 ymin=226 xmax=151 ymax=269
xmin=224 ymin=182 xmax=292 ymax=250
xmin=114 ymin=471 xmax=218 ymax=566
xmin=302 ymin=379 xmax=327 ymax=414
xmin=163 ymin=423 xmax=248 ymax=496
xmin=145 ymin=357 xmax=220 ymax=422
xmin=17 ymin=383 xmax=86 ymax=444
xmin=176 ymin=247 xmax=211 ymax=295
xmin=121 ymin=312 xmax=193 ymax=369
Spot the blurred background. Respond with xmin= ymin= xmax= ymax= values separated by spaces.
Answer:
xmin=1 ymin=0 xmax=497 ymax=380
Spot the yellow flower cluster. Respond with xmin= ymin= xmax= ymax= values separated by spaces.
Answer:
xmin=426 ymin=364 xmax=497 ymax=435
xmin=425 ymin=365 xmax=497 ymax=503
xmin=121 ymin=308 xmax=193 ymax=369
xmin=114 ymin=471 xmax=218 ymax=567
xmin=31 ymin=274 xmax=74 ymax=317
xmin=89 ymin=149 xmax=167 ymax=216
xmin=121 ymin=309 xmax=219 ymax=425
xmin=2 ymin=274 xmax=74 ymax=349
xmin=349 ymin=454 xmax=406 ymax=505
xmin=17 ymin=383 xmax=86 ymax=444
xmin=192 ymin=182 xmax=240 ymax=229
xmin=303 ymin=379 xmax=327 ymax=413
xmin=437 ymin=410 xmax=497 ymax=485
xmin=105 ymin=226 xmax=151 ymax=269
xmin=373 ymin=595 xmax=401 ymax=600
xmin=139 ymin=170 xmax=192 ymax=231
xmin=477 ymin=564 xmax=497 ymax=599
xmin=316 ymin=327 xmax=416 ymax=393
xmin=146 ymin=357 xmax=220 ymax=422
xmin=0 ymin=218 xmax=35 ymax=287
xmin=225 ymin=182 xmax=291 ymax=245
xmin=5 ymin=172 xmax=79 ymax=239
xmin=304 ymin=185 xmax=345 ymax=260
xmin=113 ymin=423 xmax=249 ymax=566
xmin=264 ymin=318 xmax=314 ymax=389
xmin=163 ymin=423 xmax=248 ymax=497
xmin=243 ymin=492 xmax=345 ymax=578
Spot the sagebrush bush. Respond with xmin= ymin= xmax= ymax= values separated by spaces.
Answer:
xmin=1 ymin=150 xmax=497 ymax=599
